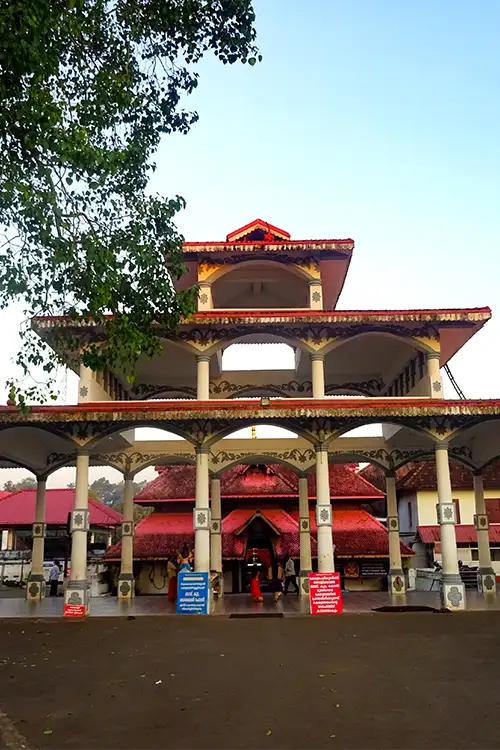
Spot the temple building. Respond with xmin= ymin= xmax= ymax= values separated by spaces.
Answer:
xmin=1 ymin=217 xmax=499 ymax=613
xmin=105 ymin=462 xmax=412 ymax=593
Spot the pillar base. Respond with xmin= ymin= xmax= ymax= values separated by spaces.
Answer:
xmin=117 ymin=573 xmax=135 ymax=600
xmin=441 ymin=574 xmax=466 ymax=611
xmin=477 ymin=568 xmax=497 ymax=595
xmin=64 ymin=580 xmax=90 ymax=616
xmin=388 ymin=569 xmax=406 ymax=595
xmin=299 ymin=572 xmax=311 ymax=596
xmin=26 ymin=574 xmax=46 ymax=601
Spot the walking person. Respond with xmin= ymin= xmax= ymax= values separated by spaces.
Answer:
xmin=283 ymin=555 xmax=299 ymax=595
xmin=268 ymin=563 xmax=283 ymax=604
xmin=48 ymin=560 xmax=60 ymax=597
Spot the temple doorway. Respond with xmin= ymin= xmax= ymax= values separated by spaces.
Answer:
xmin=242 ymin=515 xmax=277 ymax=592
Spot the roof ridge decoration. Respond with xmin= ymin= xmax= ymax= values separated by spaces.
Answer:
xmin=226 ymin=219 xmax=291 ymax=243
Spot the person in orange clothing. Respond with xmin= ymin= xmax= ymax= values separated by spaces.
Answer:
xmin=249 ymin=569 xmax=263 ymax=602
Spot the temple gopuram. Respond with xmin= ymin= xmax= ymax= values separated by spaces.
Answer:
xmin=1 ymin=217 xmax=499 ymax=613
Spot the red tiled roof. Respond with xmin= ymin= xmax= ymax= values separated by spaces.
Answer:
xmin=398 ymin=459 xmax=500 ymax=492
xmin=0 ymin=489 xmax=122 ymax=526
xmin=105 ymin=505 xmax=411 ymax=561
xmin=135 ymin=463 xmax=384 ymax=505
xmin=418 ymin=525 xmax=500 ymax=544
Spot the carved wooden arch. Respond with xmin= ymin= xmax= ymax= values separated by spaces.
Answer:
xmin=205 ymin=420 xmax=313 ymax=449
xmin=321 ymin=330 xmax=438 ymax=357
xmin=207 ymin=257 xmax=313 ymax=285
xmin=0 ymin=453 xmax=40 ymax=477
xmin=323 ymin=417 xmax=438 ymax=449
xmin=130 ymin=452 xmax=196 ymax=478
xmin=84 ymin=421 xmax=197 ymax=451
xmin=210 ymin=450 xmax=316 ymax=479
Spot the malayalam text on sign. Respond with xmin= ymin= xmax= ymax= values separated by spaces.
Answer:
xmin=309 ymin=572 xmax=343 ymax=614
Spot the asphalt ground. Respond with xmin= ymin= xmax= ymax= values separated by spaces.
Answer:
xmin=0 ymin=612 xmax=499 ymax=750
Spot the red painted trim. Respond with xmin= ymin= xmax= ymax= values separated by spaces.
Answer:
xmin=32 ymin=306 xmax=492 ymax=324
xmin=226 ymin=219 xmax=291 ymax=242
xmin=183 ymin=239 xmax=354 ymax=248
xmin=3 ymin=397 xmax=500 ymax=415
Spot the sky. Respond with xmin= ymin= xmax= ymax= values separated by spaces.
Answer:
xmin=1 ymin=0 xmax=499 ymax=487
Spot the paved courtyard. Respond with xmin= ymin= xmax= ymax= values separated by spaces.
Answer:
xmin=1 ymin=588 xmax=500 ymax=618
xmin=1 ymin=611 xmax=500 ymax=749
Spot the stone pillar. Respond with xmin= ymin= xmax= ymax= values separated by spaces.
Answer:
xmin=65 ymin=451 xmax=90 ymax=615
xmin=198 ymin=282 xmax=213 ymax=310
xmin=194 ymin=448 xmax=210 ymax=572
xmin=435 ymin=444 xmax=465 ymax=610
xmin=309 ymin=280 xmax=323 ymax=310
xmin=118 ymin=476 xmax=135 ymax=600
xmin=315 ymin=448 xmax=334 ymax=572
xmin=311 ymin=354 xmax=325 ymax=399
xmin=26 ymin=478 xmax=47 ymax=601
xmin=298 ymin=475 xmax=312 ymax=595
xmin=427 ymin=352 xmax=443 ymax=398
xmin=210 ymin=477 xmax=222 ymax=573
xmin=386 ymin=474 xmax=406 ymax=595
xmin=473 ymin=473 xmax=496 ymax=595
xmin=196 ymin=355 xmax=210 ymax=400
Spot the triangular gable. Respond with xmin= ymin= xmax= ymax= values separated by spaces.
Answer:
xmin=226 ymin=219 xmax=291 ymax=243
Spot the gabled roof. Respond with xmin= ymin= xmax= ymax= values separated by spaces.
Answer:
xmin=418 ymin=524 xmax=500 ymax=544
xmin=0 ymin=488 xmax=122 ymax=526
xmin=226 ymin=219 xmax=291 ymax=243
xmin=398 ymin=459 xmax=500 ymax=492
xmin=104 ymin=504 xmax=412 ymax=561
xmin=134 ymin=463 xmax=384 ymax=505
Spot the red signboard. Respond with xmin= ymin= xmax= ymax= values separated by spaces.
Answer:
xmin=309 ymin=572 xmax=343 ymax=615
xmin=63 ymin=603 xmax=87 ymax=618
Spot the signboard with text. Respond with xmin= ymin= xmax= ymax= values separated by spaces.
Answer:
xmin=309 ymin=572 xmax=343 ymax=615
xmin=63 ymin=603 xmax=87 ymax=618
xmin=176 ymin=571 xmax=210 ymax=615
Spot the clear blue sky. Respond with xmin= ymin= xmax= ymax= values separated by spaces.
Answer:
xmin=147 ymin=0 xmax=500 ymax=397
xmin=1 ymin=0 xmax=499 ymax=483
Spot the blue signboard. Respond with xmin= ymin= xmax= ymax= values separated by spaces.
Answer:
xmin=176 ymin=571 xmax=210 ymax=615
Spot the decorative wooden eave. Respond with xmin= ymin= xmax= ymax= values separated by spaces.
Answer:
xmin=2 ymin=397 xmax=500 ymax=425
xmin=181 ymin=238 xmax=354 ymax=260
xmin=31 ymin=306 xmax=492 ymax=329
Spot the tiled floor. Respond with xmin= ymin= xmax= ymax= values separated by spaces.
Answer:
xmin=0 ymin=589 xmax=499 ymax=617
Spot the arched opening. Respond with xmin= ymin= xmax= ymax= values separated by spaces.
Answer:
xmin=211 ymin=261 xmax=309 ymax=309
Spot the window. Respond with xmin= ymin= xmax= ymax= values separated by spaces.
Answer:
xmin=471 ymin=549 xmax=479 ymax=561
xmin=408 ymin=501 xmax=413 ymax=528
xmin=492 ymin=549 xmax=500 ymax=562
xmin=485 ymin=499 xmax=500 ymax=522
xmin=453 ymin=499 xmax=461 ymax=524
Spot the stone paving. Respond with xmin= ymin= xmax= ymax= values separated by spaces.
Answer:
xmin=0 ymin=589 xmax=499 ymax=617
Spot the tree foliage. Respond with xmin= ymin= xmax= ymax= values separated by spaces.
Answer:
xmin=0 ymin=0 xmax=259 ymax=406
xmin=2 ymin=476 xmax=37 ymax=492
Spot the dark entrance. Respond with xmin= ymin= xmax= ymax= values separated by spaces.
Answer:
xmin=242 ymin=516 xmax=276 ymax=592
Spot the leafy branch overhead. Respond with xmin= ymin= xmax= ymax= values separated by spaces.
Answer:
xmin=0 ymin=0 xmax=259 ymax=405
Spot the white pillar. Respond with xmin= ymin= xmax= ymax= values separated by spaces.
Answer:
xmin=435 ymin=445 xmax=465 ymax=610
xmin=311 ymin=354 xmax=325 ymax=399
xmin=427 ymin=352 xmax=443 ymax=398
xmin=194 ymin=449 xmax=210 ymax=572
xmin=210 ymin=477 xmax=222 ymax=573
xmin=196 ymin=355 xmax=210 ymax=400
xmin=65 ymin=451 xmax=90 ymax=615
xmin=315 ymin=448 xmax=334 ymax=572
xmin=473 ymin=473 xmax=496 ymax=595
xmin=309 ymin=280 xmax=323 ymax=309
xmin=298 ymin=475 xmax=312 ymax=595
xmin=198 ymin=282 xmax=213 ymax=310
xmin=118 ymin=476 xmax=135 ymax=599
xmin=386 ymin=474 xmax=406 ymax=595
xmin=26 ymin=477 xmax=47 ymax=601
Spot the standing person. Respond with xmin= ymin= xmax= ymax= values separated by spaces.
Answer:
xmin=177 ymin=544 xmax=193 ymax=573
xmin=167 ymin=556 xmax=177 ymax=602
xmin=48 ymin=560 xmax=60 ymax=597
xmin=268 ymin=563 xmax=283 ymax=604
xmin=283 ymin=555 xmax=299 ymax=595
xmin=249 ymin=569 xmax=263 ymax=602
